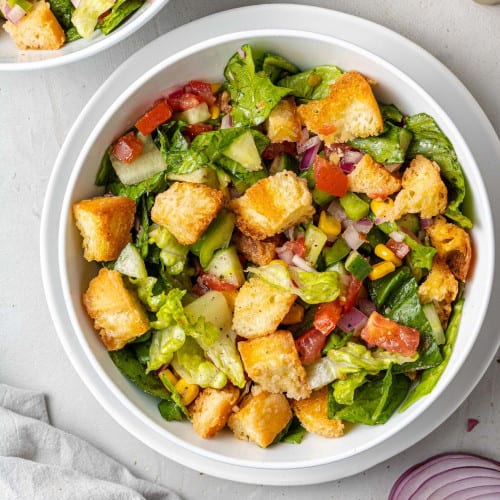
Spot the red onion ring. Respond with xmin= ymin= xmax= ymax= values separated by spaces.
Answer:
xmin=337 ymin=307 xmax=367 ymax=333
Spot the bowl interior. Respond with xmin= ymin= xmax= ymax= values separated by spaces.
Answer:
xmin=58 ymin=30 xmax=494 ymax=469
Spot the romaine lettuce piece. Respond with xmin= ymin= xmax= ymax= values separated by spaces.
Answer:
xmin=99 ymin=0 xmax=143 ymax=35
xmin=278 ymin=65 xmax=343 ymax=100
xmin=333 ymin=371 xmax=368 ymax=405
xmin=146 ymin=325 xmax=185 ymax=373
xmin=259 ymin=53 xmax=300 ymax=83
xmin=72 ymin=0 xmax=115 ymax=38
xmin=149 ymin=224 xmax=190 ymax=275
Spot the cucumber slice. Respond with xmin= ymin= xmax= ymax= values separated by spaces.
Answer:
xmin=304 ymin=224 xmax=327 ymax=266
xmin=167 ymin=167 xmax=218 ymax=188
xmin=422 ymin=302 xmax=445 ymax=345
xmin=345 ymin=250 xmax=373 ymax=281
xmin=222 ymin=130 xmax=262 ymax=171
xmin=177 ymin=102 xmax=211 ymax=124
xmin=114 ymin=243 xmax=147 ymax=279
xmin=184 ymin=291 xmax=232 ymax=333
xmin=205 ymin=246 xmax=245 ymax=286
xmin=110 ymin=134 xmax=165 ymax=186
xmin=339 ymin=192 xmax=369 ymax=221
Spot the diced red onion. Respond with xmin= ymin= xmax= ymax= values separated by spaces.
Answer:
xmin=358 ymin=298 xmax=377 ymax=317
xmin=398 ymin=225 xmax=420 ymax=242
xmin=327 ymin=199 xmax=348 ymax=222
xmin=220 ymin=114 xmax=233 ymax=129
xmin=337 ymin=307 xmax=367 ymax=333
xmin=276 ymin=246 xmax=294 ymax=265
xmin=420 ymin=217 xmax=433 ymax=229
xmin=70 ymin=0 xmax=80 ymax=7
xmin=297 ymin=135 xmax=321 ymax=155
xmin=387 ymin=240 xmax=410 ymax=259
xmin=342 ymin=224 xmax=364 ymax=250
xmin=383 ymin=162 xmax=402 ymax=173
xmin=389 ymin=230 xmax=405 ymax=243
xmin=291 ymin=255 xmax=317 ymax=272
xmin=353 ymin=218 xmax=373 ymax=234
xmin=238 ymin=47 xmax=246 ymax=59
xmin=340 ymin=149 xmax=364 ymax=173
xmin=389 ymin=453 xmax=500 ymax=500
xmin=299 ymin=142 xmax=320 ymax=171
xmin=6 ymin=3 xmax=26 ymax=24
xmin=467 ymin=418 xmax=480 ymax=432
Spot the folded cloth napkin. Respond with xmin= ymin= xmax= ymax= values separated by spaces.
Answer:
xmin=0 ymin=384 xmax=182 ymax=500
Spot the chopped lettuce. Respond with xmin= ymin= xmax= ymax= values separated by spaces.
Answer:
xmin=259 ymin=53 xmax=300 ymax=83
xmin=278 ymin=65 xmax=343 ymax=100
xmin=380 ymin=104 xmax=404 ymax=124
xmin=147 ymin=325 xmax=185 ymax=373
xmin=158 ymin=399 xmax=185 ymax=422
xmin=99 ymin=0 xmax=143 ymax=35
xmin=107 ymin=170 xmax=168 ymax=202
xmin=272 ymin=416 xmax=306 ymax=445
xmin=333 ymin=371 xmax=368 ymax=405
xmin=71 ymin=0 xmax=115 ymax=38
xmin=149 ymin=225 xmax=190 ymax=275
xmin=48 ymin=0 xmax=75 ymax=30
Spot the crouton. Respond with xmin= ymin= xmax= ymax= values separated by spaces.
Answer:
xmin=427 ymin=215 xmax=472 ymax=282
xmin=291 ymin=387 xmax=344 ymax=438
xmin=297 ymin=71 xmax=384 ymax=144
xmin=266 ymin=98 xmax=302 ymax=143
xmin=232 ymin=277 xmax=296 ymax=339
xmin=238 ymin=330 xmax=311 ymax=400
xmin=83 ymin=268 xmax=149 ymax=351
xmin=73 ymin=196 xmax=136 ymax=262
xmin=380 ymin=155 xmax=448 ymax=221
xmin=3 ymin=1 xmax=65 ymax=50
xmin=347 ymin=154 xmax=401 ymax=199
xmin=190 ymin=385 xmax=240 ymax=439
xmin=151 ymin=182 xmax=224 ymax=245
xmin=232 ymin=231 xmax=281 ymax=266
xmin=227 ymin=391 xmax=292 ymax=448
xmin=229 ymin=171 xmax=314 ymax=240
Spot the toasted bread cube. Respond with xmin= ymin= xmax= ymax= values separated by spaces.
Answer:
xmin=151 ymin=182 xmax=224 ymax=245
xmin=291 ymin=387 xmax=344 ymax=438
xmin=232 ymin=277 xmax=296 ymax=339
xmin=266 ymin=98 xmax=302 ymax=143
xmin=228 ymin=391 xmax=292 ymax=448
xmin=297 ymin=71 xmax=384 ymax=144
xmin=347 ymin=154 xmax=401 ymax=199
xmin=190 ymin=386 xmax=240 ymax=439
xmin=3 ymin=1 xmax=65 ymax=50
xmin=83 ymin=268 xmax=149 ymax=351
xmin=229 ymin=171 xmax=314 ymax=240
xmin=73 ymin=196 xmax=136 ymax=262
xmin=427 ymin=215 xmax=472 ymax=282
xmin=233 ymin=231 xmax=281 ymax=266
xmin=238 ymin=330 xmax=311 ymax=400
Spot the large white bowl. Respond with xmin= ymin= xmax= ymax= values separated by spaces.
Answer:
xmin=0 ymin=0 xmax=169 ymax=70
xmin=56 ymin=29 xmax=494 ymax=470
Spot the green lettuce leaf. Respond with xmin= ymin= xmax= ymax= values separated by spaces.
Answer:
xmin=149 ymin=225 xmax=190 ymax=275
xmin=99 ymin=0 xmax=143 ymax=35
xmin=278 ymin=65 xmax=343 ymax=100
xmin=71 ymin=0 xmax=115 ymax=37
xmin=380 ymin=104 xmax=404 ymax=124
xmin=47 ymin=0 xmax=75 ymax=30
xmin=272 ymin=416 xmax=306 ymax=445
xmin=158 ymin=399 xmax=184 ymax=422
xmin=146 ymin=325 xmax=185 ymax=373
xmin=259 ymin=52 xmax=300 ymax=83
xmin=333 ymin=371 xmax=368 ymax=405
xmin=106 ymin=170 xmax=168 ymax=202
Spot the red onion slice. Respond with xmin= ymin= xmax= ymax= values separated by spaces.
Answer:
xmin=467 ymin=418 xmax=480 ymax=432
xmin=358 ymin=297 xmax=376 ymax=317
xmin=299 ymin=142 xmax=320 ymax=170
xmin=297 ymin=127 xmax=310 ymax=151
xmin=420 ymin=217 xmax=433 ymax=229
xmin=340 ymin=149 xmax=364 ymax=173
xmin=6 ymin=3 xmax=26 ymax=24
xmin=337 ymin=307 xmax=367 ymax=333
xmin=342 ymin=224 xmax=364 ymax=250
xmin=220 ymin=114 xmax=233 ymax=129
xmin=450 ymin=485 xmax=500 ymax=500
xmin=327 ymin=199 xmax=348 ymax=222
xmin=353 ymin=217 xmax=373 ymax=234
xmin=297 ymin=135 xmax=321 ymax=155
xmin=291 ymin=255 xmax=317 ymax=272
xmin=276 ymin=246 xmax=294 ymax=265
xmin=428 ymin=475 xmax=500 ymax=500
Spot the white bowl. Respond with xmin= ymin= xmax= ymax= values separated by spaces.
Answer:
xmin=56 ymin=29 xmax=494 ymax=470
xmin=0 ymin=0 xmax=169 ymax=70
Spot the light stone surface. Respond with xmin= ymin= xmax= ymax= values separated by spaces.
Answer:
xmin=1 ymin=1 xmax=499 ymax=498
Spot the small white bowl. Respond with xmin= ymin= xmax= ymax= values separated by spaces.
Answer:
xmin=0 ymin=0 xmax=169 ymax=70
xmin=56 ymin=30 xmax=494 ymax=470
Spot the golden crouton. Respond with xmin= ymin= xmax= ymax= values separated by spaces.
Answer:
xmin=229 ymin=171 xmax=314 ymax=240
xmin=297 ymin=71 xmax=384 ymax=144
xmin=238 ymin=330 xmax=311 ymax=400
xmin=347 ymin=154 xmax=401 ymax=199
xmin=232 ymin=231 xmax=281 ymax=266
xmin=291 ymin=387 xmax=344 ymax=438
xmin=73 ymin=196 xmax=136 ymax=262
xmin=427 ymin=215 xmax=472 ymax=282
xmin=232 ymin=277 xmax=296 ymax=339
xmin=83 ymin=268 xmax=150 ymax=351
xmin=228 ymin=391 xmax=292 ymax=448
xmin=266 ymin=98 xmax=302 ymax=143
xmin=190 ymin=385 xmax=240 ymax=439
xmin=3 ymin=1 xmax=65 ymax=50
xmin=151 ymin=182 xmax=224 ymax=245
xmin=380 ymin=155 xmax=448 ymax=221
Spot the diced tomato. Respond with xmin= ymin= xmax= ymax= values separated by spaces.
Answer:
xmin=361 ymin=311 xmax=420 ymax=357
xmin=183 ymin=123 xmax=214 ymax=141
xmin=196 ymin=273 xmax=239 ymax=292
xmin=135 ymin=99 xmax=172 ymax=136
xmin=386 ymin=239 xmax=411 ymax=259
xmin=289 ymin=236 xmax=306 ymax=258
xmin=295 ymin=328 xmax=326 ymax=365
xmin=184 ymin=80 xmax=216 ymax=106
xmin=262 ymin=141 xmax=297 ymax=160
xmin=313 ymin=156 xmax=348 ymax=197
xmin=168 ymin=92 xmax=201 ymax=111
xmin=342 ymin=275 xmax=363 ymax=313
xmin=111 ymin=131 xmax=143 ymax=163
xmin=314 ymin=300 xmax=343 ymax=335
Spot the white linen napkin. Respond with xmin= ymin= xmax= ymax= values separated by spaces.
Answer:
xmin=0 ymin=383 xmax=182 ymax=500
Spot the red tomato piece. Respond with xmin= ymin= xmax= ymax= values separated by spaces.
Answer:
xmin=361 ymin=311 xmax=420 ymax=357
xmin=111 ymin=131 xmax=143 ymax=163
xmin=184 ymin=80 xmax=216 ymax=106
xmin=314 ymin=300 xmax=343 ymax=335
xmin=183 ymin=123 xmax=214 ymax=141
xmin=313 ymin=156 xmax=348 ymax=197
xmin=386 ymin=238 xmax=411 ymax=259
xmin=342 ymin=275 xmax=363 ymax=313
xmin=135 ymin=99 xmax=172 ymax=136
xmin=168 ymin=93 xmax=201 ymax=112
xmin=290 ymin=237 xmax=306 ymax=258
xmin=197 ymin=273 xmax=238 ymax=292
xmin=262 ymin=141 xmax=297 ymax=160
xmin=295 ymin=328 xmax=326 ymax=365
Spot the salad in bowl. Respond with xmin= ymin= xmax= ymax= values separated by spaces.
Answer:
xmin=71 ymin=44 xmax=473 ymax=449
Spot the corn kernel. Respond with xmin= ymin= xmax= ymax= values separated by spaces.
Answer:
xmin=158 ymin=368 xmax=178 ymax=389
xmin=374 ymin=243 xmax=402 ymax=266
xmin=210 ymin=104 xmax=220 ymax=120
xmin=370 ymin=198 xmax=394 ymax=217
xmin=318 ymin=211 xmax=342 ymax=238
xmin=281 ymin=303 xmax=305 ymax=325
xmin=368 ymin=261 xmax=396 ymax=280
xmin=175 ymin=379 xmax=200 ymax=406
xmin=211 ymin=83 xmax=222 ymax=93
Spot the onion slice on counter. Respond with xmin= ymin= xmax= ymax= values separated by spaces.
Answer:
xmin=388 ymin=453 xmax=500 ymax=500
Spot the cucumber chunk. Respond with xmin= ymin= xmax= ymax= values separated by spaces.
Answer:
xmin=205 ymin=246 xmax=245 ymax=286
xmin=345 ymin=250 xmax=373 ymax=281
xmin=177 ymin=102 xmax=211 ymax=124
xmin=114 ymin=243 xmax=147 ymax=279
xmin=222 ymin=130 xmax=262 ymax=171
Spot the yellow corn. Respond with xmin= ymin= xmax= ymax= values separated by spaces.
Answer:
xmin=374 ymin=243 xmax=402 ymax=266
xmin=368 ymin=261 xmax=396 ymax=280
xmin=158 ymin=368 xmax=178 ymax=389
xmin=210 ymin=104 xmax=220 ymax=120
xmin=281 ymin=303 xmax=305 ymax=325
xmin=175 ymin=379 xmax=200 ymax=406
xmin=211 ymin=83 xmax=222 ymax=93
xmin=318 ymin=211 xmax=342 ymax=238
xmin=370 ymin=198 xmax=394 ymax=217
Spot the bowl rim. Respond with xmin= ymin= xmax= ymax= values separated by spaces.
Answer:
xmin=56 ymin=28 xmax=494 ymax=470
